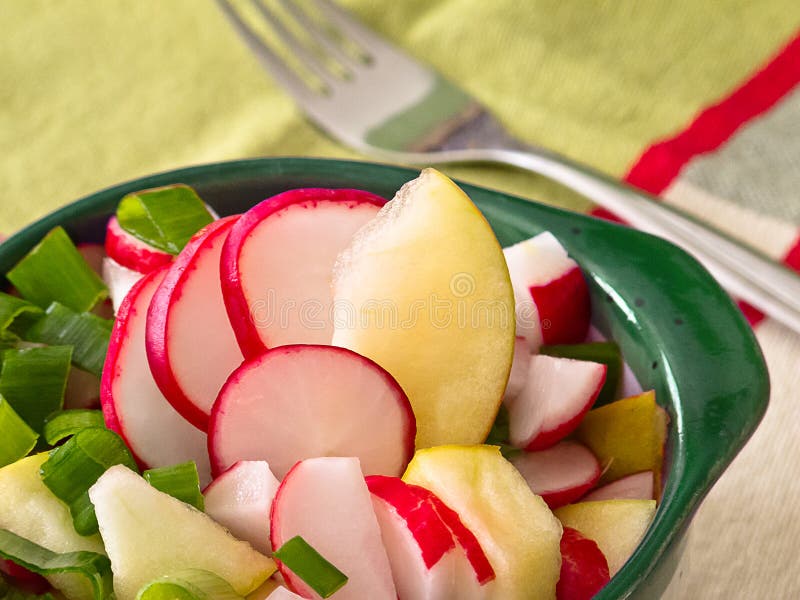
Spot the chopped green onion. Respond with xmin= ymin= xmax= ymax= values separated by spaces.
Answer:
xmin=273 ymin=536 xmax=347 ymax=598
xmin=0 ymin=346 xmax=71 ymax=435
xmin=0 ymin=293 xmax=43 ymax=337
xmin=483 ymin=405 xmax=521 ymax=460
xmin=1 ymin=587 xmax=56 ymax=600
xmin=0 ymin=395 xmax=38 ymax=468
xmin=135 ymin=569 xmax=243 ymax=600
xmin=0 ymin=331 xmax=19 ymax=353
xmin=116 ymin=185 xmax=214 ymax=254
xmin=24 ymin=303 xmax=112 ymax=378
xmin=40 ymin=428 xmax=138 ymax=536
xmin=143 ymin=462 xmax=204 ymax=511
xmin=0 ymin=529 xmax=111 ymax=600
xmin=43 ymin=410 xmax=105 ymax=446
xmin=6 ymin=228 xmax=107 ymax=313
xmin=540 ymin=341 xmax=622 ymax=406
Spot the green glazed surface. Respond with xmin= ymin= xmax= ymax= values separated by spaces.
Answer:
xmin=0 ymin=158 xmax=768 ymax=599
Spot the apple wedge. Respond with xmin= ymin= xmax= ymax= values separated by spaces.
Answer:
xmin=332 ymin=169 xmax=515 ymax=448
xmin=554 ymin=499 xmax=656 ymax=576
xmin=89 ymin=465 xmax=274 ymax=600
xmin=221 ymin=188 xmax=385 ymax=356
xmin=573 ymin=391 xmax=668 ymax=486
xmin=203 ymin=460 xmax=280 ymax=555
xmin=511 ymin=441 xmax=601 ymax=509
xmin=503 ymin=336 xmax=530 ymax=404
xmin=557 ymin=527 xmax=610 ymax=600
xmin=403 ymin=445 xmax=562 ymax=600
xmin=209 ymin=344 xmax=414 ymax=480
xmin=0 ymin=453 xmax=105 ymax=600
xmin=100 ymin=268 xmax=211 ymax=484
xmin=105 ymin=216 xmax=173 ymax=273
xmin=270 ymin=457 xmax=397 ymax=599
xmin=366 ymin=475 xmax=494 ymax=599
xmin=509 ymin=355 xmax=606 ymax=451
xmin=504 ymin=232 xmax=590 ymax=351
xmin=582 ymin=471 xmax=655 ymax=502
xmin=147 ymin=216 xmax=243 ymax=431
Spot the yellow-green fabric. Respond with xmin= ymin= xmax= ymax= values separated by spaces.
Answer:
xmin=2 ymin=0 xmax=799 ymax=233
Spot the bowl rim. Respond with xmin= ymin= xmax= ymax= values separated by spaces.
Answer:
xmin=0 ymin=156 xmax=770 ymax=598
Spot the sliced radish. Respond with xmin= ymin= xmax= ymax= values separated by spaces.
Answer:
xmin=209 ymin=344 xmax=414 ymax=480
xmin=509 ymin=355 xmax=606 ymax=451
xmin=203 ymin=460 xmax=280 ymax=555
xmin=147 ymin=216 xmax=243 ymax=431
xmin=221 ymin=188 xmax=385 ymax=356
xmin=102 ymin=257 xmax=144 ymax=314
xmin=266 ymin=588 xmax=305 ymax=600
xmin=582 ymin=471 xmax=654 ymax=502
xmin=366 ymin=475 xmax=494 ymax=600
xmin=556 ymin=527 xmax=610 ymax=600
xmin=504 ymin=232 xmax=590 ymax=351
xmin=511 ymin=441 xmax=601 ymax=509
xmin=105 ymin=216 xmax=173 ymax=273
xmin=270 ymin=457 xmax=396 ymax=599
xmin=503 ymin=336 xmax=530 ymax=405
xmin=100 ymin=268 xmax=211 ymax=485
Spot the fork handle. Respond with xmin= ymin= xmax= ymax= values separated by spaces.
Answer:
xmin=489 ymin=147 xmax=800 ymax=335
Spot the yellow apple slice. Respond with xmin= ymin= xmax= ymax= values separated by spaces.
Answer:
xmin=0 ymin=453 xmax=105 ymax=600
xmin=89 ymin=465 xmax=275 ymax=600
xmin=573 ymin=390 xmax=668 ymax=486
xmin=332 ymin=169 xmax=515 ymax=447
xmin=554 ymin=500 xmax=657 ymax=576
xmin=403 ymin=445 xmax=562 ymax=600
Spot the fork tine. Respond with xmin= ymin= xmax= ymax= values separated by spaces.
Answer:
xmin=215 ymin=0 xmax=322 ymax=105
xmin=249 ymin=0 xmax=341 ymax=85
xmin=277 ymin=0 xmax=358 ymax=67
xmin=306 ymin=0 xmax=388 ymax=55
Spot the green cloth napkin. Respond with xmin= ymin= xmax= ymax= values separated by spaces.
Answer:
xmin=1 ymin=0 xmax=797 ymax=232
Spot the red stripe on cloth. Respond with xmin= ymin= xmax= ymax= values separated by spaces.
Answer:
xmin=623 ymin=30 xmax=800 ymax=195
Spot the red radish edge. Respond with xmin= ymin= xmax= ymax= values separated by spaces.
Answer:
xmin=0 ymin=559 xmax=51 ymax=595
xmin=146 ymin=216 xmax=240 ymax=431
xmin=525 ymin=364 xmax=607 ymax=451
xmin=100 ymin=268 xmax=167 ymax=469
xmin=530 ymin=266 xmax=590 ymax=346
xmin=105 ymin=216 xmax=173 ymax=273
xmin=366 ymin=475 xmax=456 ymax=570
xmin=208 ymin=344 xmax=416 ymax=479
xmin=557 ymin=527 xmax=610 ymax=600
xmin=220 ymin=188 xmax=386 ymax=357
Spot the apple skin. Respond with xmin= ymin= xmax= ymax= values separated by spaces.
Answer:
xmin=220 ymin=188 xmax=386 ymax=357
xmin=556 ymin=527 xmax=610 ymax=600
xmin=146 ymin=215 xmax=242 ymax=432
xmin=105 ymin=216 xmax=173 ymax=273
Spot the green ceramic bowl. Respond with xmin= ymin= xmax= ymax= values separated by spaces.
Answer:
xmin=0 ymin=158 xmax=768 ymax=598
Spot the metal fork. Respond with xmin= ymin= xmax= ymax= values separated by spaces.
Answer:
xmin=217 ymin=0 xmax=800 ymax=335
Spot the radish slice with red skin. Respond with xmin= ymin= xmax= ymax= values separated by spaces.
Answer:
xmin=511 ymin=441 xmax=601 ymax=509
xmin=504 ymin=233 xmax=590 ymax=351
xmin=208 ymin=344 xmax=415 ymax=480
xmin=105 ymin=216 xmax=173 ymax=273
xmin=147 ymin=216 xmax=243 ymax=431
xmin=582 ymin=471 xmax=655 ymax=502
xmin=102 ymin=257 xmax=144 ymax=314
xmin=509 ymin=355 xmax=606 ymax=451
xmin=366 ymin=475 xmax=494 ymax=599
xmin=556 ymin=527 xmax=610 ymax=600
xmin=100 ymin=268 xmax=211 ymax=485
xmin=266 ymin=588 xmax=304 ymax=600
xmin=270 ymin=457 xmax=397 ymax=600
xmin=203 ymin=460 xmax=280 ymax=555
xmin=221 ymin=188 xmax=385 ymax=356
